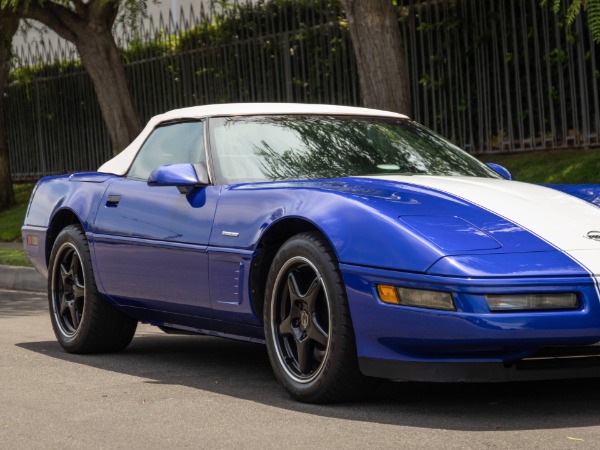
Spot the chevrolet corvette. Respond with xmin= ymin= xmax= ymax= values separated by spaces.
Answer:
xmin=22 ymin=103 xmax=600 ymax=403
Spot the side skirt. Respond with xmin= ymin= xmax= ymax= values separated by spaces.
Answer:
xmin=117 ymin=305 xmax=265 ymax=344
xmin=151 ymin=322 xmax=265 ymax=344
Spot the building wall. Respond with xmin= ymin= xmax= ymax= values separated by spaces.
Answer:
xmin=11 ymin=0 xmax=212 ymax=61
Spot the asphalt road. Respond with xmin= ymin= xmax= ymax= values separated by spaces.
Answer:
xmin=2 ymin=289 xmax=600 ymax=449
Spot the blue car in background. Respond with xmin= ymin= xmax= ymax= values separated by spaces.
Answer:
xmin=22 ymin=103 xmax=600 ymax=403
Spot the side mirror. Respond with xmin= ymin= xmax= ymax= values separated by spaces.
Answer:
xmin=147 ymin=163 xmax=209 ymax=194
xmin=485 ymin=162 xmax=514 ymax=180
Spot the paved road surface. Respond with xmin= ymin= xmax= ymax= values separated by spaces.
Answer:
xmin=2 ymin=288 xmax=600 ymax=449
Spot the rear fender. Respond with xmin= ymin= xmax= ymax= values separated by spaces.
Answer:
xmin=544 ymin=184 xmax=600 ymax=207
xmin=22 ymin=173 xmax=117 ymax=275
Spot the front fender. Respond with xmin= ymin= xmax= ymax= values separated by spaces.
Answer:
xmin=209 ymin=183 xmax=445 ymax=272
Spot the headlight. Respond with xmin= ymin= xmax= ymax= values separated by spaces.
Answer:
xmin=377 ymin=285 xmax=455 ymax=311
xmin=485 ymin=293 xmax=578 ymax=312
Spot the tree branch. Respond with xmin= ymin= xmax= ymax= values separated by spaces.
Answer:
xmin=16 ymin=1 xmax=86 ymax=42
xmin=0 ymin=7 xmax=19 ymax=56
xmin=89 ymin=0 xmax=119 ymax=29
xmin=71 ymin=0 xmax=87 ymax=19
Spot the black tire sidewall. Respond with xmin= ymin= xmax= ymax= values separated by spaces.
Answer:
xmin=264 ymin=233 xmax=350 ymax=402
xmin=48 ymin=225 xmax=97 ymax=351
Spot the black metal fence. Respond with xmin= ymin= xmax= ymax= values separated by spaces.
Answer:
xmin=4 ymin=0 xmax=600 ymax=180
xmin=405 ymin=0 xmax=600 ymax=154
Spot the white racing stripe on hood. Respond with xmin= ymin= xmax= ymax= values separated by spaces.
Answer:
xmin=360 ymin=175 xmax=600 ymax=277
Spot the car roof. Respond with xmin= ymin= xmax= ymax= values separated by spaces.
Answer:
xmin=154 ymin=103 xmax=408 ymax=121
xmin=98 ymin=103 xmax=409 ymax=176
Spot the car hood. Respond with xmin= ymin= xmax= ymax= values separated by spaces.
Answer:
xmin=353 ymin=175 xmax=600 ymax=277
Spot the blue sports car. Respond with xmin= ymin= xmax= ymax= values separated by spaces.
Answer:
xmin=22 ymin=103 xmax=600 ymax=403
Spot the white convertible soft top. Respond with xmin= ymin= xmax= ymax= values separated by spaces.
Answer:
xmin=98 ymin=103 xmax=409 ymax=175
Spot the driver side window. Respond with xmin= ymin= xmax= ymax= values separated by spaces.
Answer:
xmin=128 ymin=121 xmax=205 ymax=180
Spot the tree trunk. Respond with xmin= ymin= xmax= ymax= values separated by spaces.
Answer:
xmin=75 ymin=30 xmax=141 ymax=156
xmin=19 ymin=1 xmax=142 ymax=157
xmin=0 ymin=13 xmax=18 ymax=211
xmin=341 ymin=0 xmax=411 ymax=116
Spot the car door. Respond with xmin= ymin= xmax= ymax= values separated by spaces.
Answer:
xmin=90 ymin=121 xmax=220 ymax=317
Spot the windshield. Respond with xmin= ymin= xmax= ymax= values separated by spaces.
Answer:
xmin=209 ymin=115 xmax=499 ymax=184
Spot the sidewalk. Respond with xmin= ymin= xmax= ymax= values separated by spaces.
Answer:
xmin=0 ymin=242 xmax=46 ymax=291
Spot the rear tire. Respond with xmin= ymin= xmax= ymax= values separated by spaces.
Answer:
xmin=48 ymin=224 xmax=137 ymax=353
xmin=264 ymin=232 xmax=374 ymax=403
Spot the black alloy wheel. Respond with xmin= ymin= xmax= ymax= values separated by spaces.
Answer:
xmin=48 ymin=224 xmax=137 ymax=353
xmin=264 ymin=232 xmax=374 ymax=403
xmin=271 ymin=255 xmax=331 ymax=383
xmin=51 ymin=242 xmax=86 ymax=337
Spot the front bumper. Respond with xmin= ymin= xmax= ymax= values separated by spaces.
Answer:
xmin=22 ymin=225 xmax=48 ymax=277
xmin=359 ymin=344 xmax=600 ymax=382
xmin=341 ymin=264 xmax=600 ymax=381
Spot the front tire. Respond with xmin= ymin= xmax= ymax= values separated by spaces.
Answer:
xmin=48 ymin=224 xmax=137 ymax=353
xmin=264 ymin=232 xmax=372 ymax=403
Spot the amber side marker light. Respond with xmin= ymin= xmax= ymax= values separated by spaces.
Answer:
xmin=377 ymin=285 xmax=400 ymax=304
xmin=26 ymin=235 xmax=38 ymax=246
xmin=377 ymin=285 xmax=455 ymax=311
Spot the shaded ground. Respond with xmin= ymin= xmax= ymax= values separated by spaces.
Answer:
xmin=2 ymin=288 xmax=600 ymax=448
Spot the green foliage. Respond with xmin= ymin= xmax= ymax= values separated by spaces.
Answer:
xmin=116 ymin=0 xmax=156 ymax=33
xmin=6 ymin=0 xmax=600 ymax=167
xmin=9 ymin=59 xmax=81 ymax=83
xmin=0 ymin=248 xmax=31 ymax=267
xmin=0 ymin=184 xmax=34 ymax=242
xmin=589 ymin=0 xmax=600 ymax=41
xmin=0 ymin=0 xmax=151 ymax=24
xmin=408 ymin=0 xmax=599 ymax=150
xmin=120 ymin=0 xmax=344 ymax=59
xmin=122 ymin=31 xmax=178 ymax=62
xmin=541 ymin=0 xmax=600 ymax=42
xmin=482 ymin=149 xmax=600 ymax=183
xmin=116 ymin=0 xmax=351 ymax=106
xmin=567 ymin=0 xmax=583 ymax=24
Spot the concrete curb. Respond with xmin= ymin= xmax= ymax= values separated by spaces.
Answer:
xmin=0 ymin=265 xmax=46 ymax=292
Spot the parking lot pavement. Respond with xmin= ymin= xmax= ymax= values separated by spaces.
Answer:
xmin=3 ymin=288 xmax=600 ymax=449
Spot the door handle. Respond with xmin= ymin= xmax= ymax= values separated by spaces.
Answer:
xmin=106 ymin=195 xmax=122 ymax=207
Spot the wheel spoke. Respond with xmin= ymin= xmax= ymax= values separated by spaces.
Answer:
xmin=69 ymin=303 xmax=80 ymax=329
xmin=72 ymin=281 xmax=85 ymax=303
xmin=278 ymin=315 xmax=294 ymax=336
xmin=60 ymin=263 xmax=70 ymax=285
xmin=286 ymin=272 xmax=303 ymax=302
xmin=308 ymin=321 xmax=328 ymax=347
xmin=302 ymin=277 xmax=322 ymax=311
xmin=59 ymin=294 xmax=70 ymax=315
xmin=288 ymin=272 xmax=322 ymax=311
xmin=296 ymin=338 xmax=313 ymax=374
xmin=69 ymin=252 xmax=81 ymax=278
xmin=278 ymin=273 xmax=303 ymax=337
